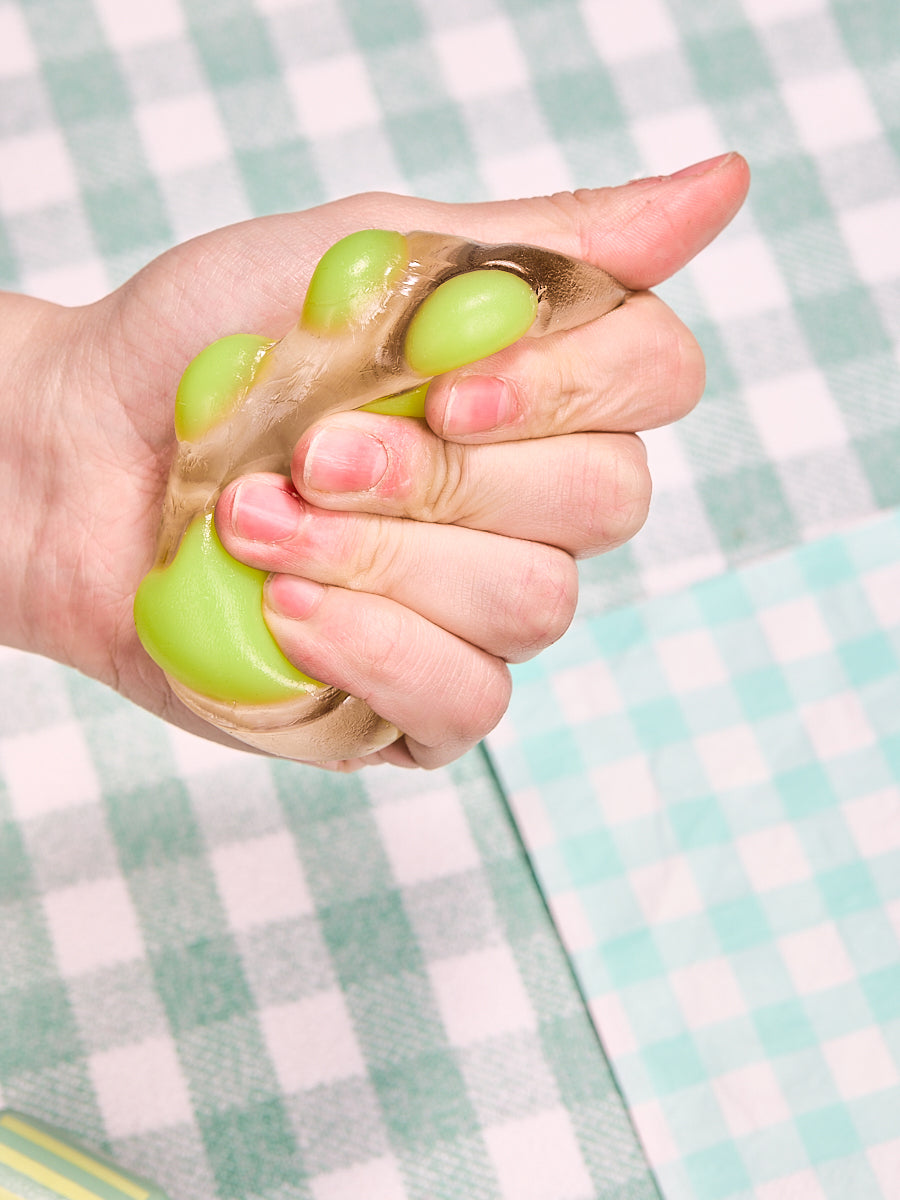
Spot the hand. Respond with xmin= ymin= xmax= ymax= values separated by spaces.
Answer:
xmin=1 ymin=152 xmax=749 ymax=769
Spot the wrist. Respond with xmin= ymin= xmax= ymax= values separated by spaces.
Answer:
xmin=0 ymin=293 xmax=90 ymax=664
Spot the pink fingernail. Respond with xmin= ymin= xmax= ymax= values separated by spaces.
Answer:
xmin=442 ymin=375 xmax=516 ymax=436
xmin=266 ymin=574 xmax=325 ymax=619
xmin=667 ymin=151 xmax=735 ymax=179
xmin=304 ymin=425 xmax=388 ymax=493
xmin=627 ymin=151 xmax=735 ymax=187
xmin=232 ymin=480 xmax=300 ymax=543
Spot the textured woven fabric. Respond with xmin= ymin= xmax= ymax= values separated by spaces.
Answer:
xmin=491 ymin=507 xmax=900 ymax=1199
xmin=0 ymin=672 xmax=656 ymax=1200
xmin=3 ymin=1 xmax=900 ymax=1199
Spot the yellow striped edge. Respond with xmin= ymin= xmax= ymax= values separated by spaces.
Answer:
xmin=0 ymin=1184 xmax=27 ymax=1200
xmin=0 ymin=1142 xmax=112 ymax=1200
xmin=0 ymin=1116 xmax=148 ymax=1200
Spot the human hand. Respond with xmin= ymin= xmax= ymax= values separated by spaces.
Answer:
xmin=1 ymin=152 xmax=749 ymax=769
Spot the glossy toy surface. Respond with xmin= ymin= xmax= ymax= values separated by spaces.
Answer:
xmin=134 ymin=229 xmax=628 ymax=761
xmin=0 ymin=1109 xmax=168 ymax=1199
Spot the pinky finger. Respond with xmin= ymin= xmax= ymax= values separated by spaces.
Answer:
xmin=264 ymin=574 xmax=512 ymax=769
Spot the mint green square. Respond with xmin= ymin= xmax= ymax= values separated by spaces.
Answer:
xmin=344 ymin=972 xmax=445 ymax=1070
xmin=387 ymin=106 xmax=478 ymax=185
xmin=83 ymin=182 xmax=170 ymax=257
xmin=0 ymin=211 xmax=18 ymax=288
xmin=604 ymin=930 xmax=665 ymax=987
xmin=751 ymin=157 xmax=831 ymax=233
xmin=754 ymin=1000 xmax=817 ymax=1057
xmin=488 ymin=857 xmax=561 ymax=942
xmin=643 ymin=1034 xmax=708 ymax=1094
xmin=537 ymin=67 xmax=623 ymax=140
xmin=199 ymin=1099 xmax=303 ymax=1198
xmin=710 ymin=896 xmax=772 ymax=952
xmin=523 ymin=726 xmax=585 ymax=783
xmin=700 ymin=465 xmax=798 ymax=560
xmin=274 ymin=760 xmax=368 ymax=823
xmin=856 ymin=428 xmax=900 ymax=508
xmin=560 ymin=829 xmax=624 ymax=888
xmin=684 ymin=1141 xmax=752 ymax=1199
xmin=518 ymin=7 xmax=608 ymax=76
xmin=296 ymin=811 xmax=393 ymax=907
xmin=696 ymin=573 xmax=755 ymax=626
xmin=105 ymin=779 xmax=201 ymax=871
xmin=735 ymin=666 xmax=793 ymax=720
xmin=321 ymin=892 xmax=423 ymax=987
xmin=342 ymin=0 xmax=425 ymax=47
xmin=803 ymin=288 xmax=892 ymax=367
xmin=630 ymin=697 xmax=692 ymax=751
xmin=152 ymin=938 xmax=253 ymax=1032
xmin=372 ymin=1051 xmax=479 ymax=1147
xmin=670 ymin=798 xmax=732 ymax=850
xmin=0 ymin=983 xmax=80 ymax=1074
xmin=237 ymin=141 xmax=326 ymax=214
xmin=817 ymin=863 xmax=880 ymax=917
xmin=797 ymin=1105 xmax=862 ymax=1162
xmin=686 ymin=26 xmax=772 ymax=99
xmin=44 ymin=51 xmax=128 ymax=121
xmin=836 ymin=633 xmax=896 ymax=689
xmin=776 ymin=763 xmax=838 ymax=819
xmin=0 ymin=822 xmax=31 ymax=904
xmin=191 ymin=12 xmax=279 ymax=85
xmin=862 ymin=965 xmax=900 ymax=1022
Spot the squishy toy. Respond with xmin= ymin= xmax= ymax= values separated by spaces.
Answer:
xmin=135 ymin=230 xmax=627 ymax=760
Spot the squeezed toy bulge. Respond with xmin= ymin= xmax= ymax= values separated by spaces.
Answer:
xmin=134 ymin=230 xmax=628 ymax=761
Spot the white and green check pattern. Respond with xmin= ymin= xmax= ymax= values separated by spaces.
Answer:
xmin=492 ymin=508 xmax=900 ymax=1200
xmin=3 ymin=0 xmax=900 ymax=1198
xmin=0 ymin=673 xmax=655 ymax=1200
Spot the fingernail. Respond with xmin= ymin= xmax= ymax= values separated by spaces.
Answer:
xmin=627 ymin=151 xmax=735 ymax=187
xmin=668 ymin=151 xmax=735 ymax=179
xmin=442 ymin=375 xmax=516 ymax=436
xmin=266 ymin=574 xmax=325 ymax=619
xmin=232 ymin=480 xmax=300 ymax=543
xmin=304 ymin=425 xmax=389 ymax=493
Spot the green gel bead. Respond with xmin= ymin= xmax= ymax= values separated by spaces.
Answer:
xmin=301 ymin=229 xmax=408 ymax=333
xmin=134 ymin=512 xmax=318 ymax=704
xmin=404 ymin=269 xmax=538 ymax=377
xmin=361 ymin=382 xmax=430 ymax=418
xmin=174 ymin=334 xmax=272 ymax=443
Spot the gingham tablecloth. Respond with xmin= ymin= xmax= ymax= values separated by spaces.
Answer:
xmin=2 ymin=1 xmax=900 ymax=1198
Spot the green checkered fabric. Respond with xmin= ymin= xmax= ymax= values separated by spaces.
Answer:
xmin=3 ymin=1 xmax=900 ymax=1199
xmin=0 ymin=666 xmax=656 ymax=1200
xmin=491 ymin=507 xmax=900 ymax=1199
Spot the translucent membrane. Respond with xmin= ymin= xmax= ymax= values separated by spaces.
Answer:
xmin=135 ymin=229 xmax=628 ymax=761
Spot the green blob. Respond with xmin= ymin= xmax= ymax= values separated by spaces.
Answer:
xmin=301 ymin=229 xmax=408 ymax=332
xmin=134 ymin=513 xmax=318 ymax=704
xmin=404 ymin=269 xmax=538 ymax=376
xmin=174 ymin=334 xmax=272 ymax=442
xmin=361 ymin=382 xmax=429 ymax=418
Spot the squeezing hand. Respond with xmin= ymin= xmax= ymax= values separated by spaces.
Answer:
xmin=134 ymin=229 xmax=627 ymax=761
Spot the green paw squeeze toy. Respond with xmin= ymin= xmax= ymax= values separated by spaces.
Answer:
xmin=134 ymin=230 xmax=628 ymax=761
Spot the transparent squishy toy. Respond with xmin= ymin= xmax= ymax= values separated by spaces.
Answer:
xmin=134 ymin=229 xmax=628 ymax=761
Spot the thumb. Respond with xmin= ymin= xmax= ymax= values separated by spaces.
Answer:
xmin=419 ymin=151 xmax=751 ymax=292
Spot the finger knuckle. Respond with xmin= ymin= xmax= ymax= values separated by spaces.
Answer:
xmin=647 ymin=317 xmax=706 ymax=423
xmin=576 ymin=435 xmax=651 ymax=556
xmin=506 ymin=546 xmax=579 ymax=661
